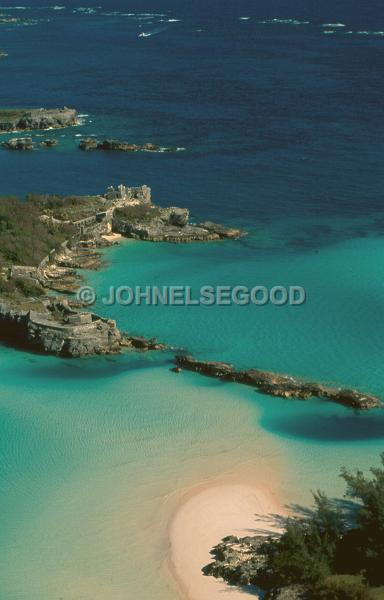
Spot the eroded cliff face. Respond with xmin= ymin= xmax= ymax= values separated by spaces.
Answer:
xmin=0 ymin=301 xmax=122 ymax=357
xmin=112 ymin=205 xmax=243 ymax=242
xmin=0 ymin=107 xmax=78 ymax=132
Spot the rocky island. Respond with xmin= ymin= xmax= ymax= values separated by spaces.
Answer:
xmin=79 ymin=138 xmax=181 ymax=153
xmin=0 ymin=107 xmax=78 ymax=132
xmin=2 ymin=137 xmax=59 ymax=150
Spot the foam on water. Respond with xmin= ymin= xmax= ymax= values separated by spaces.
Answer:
xmin=258 ymin=17 xmax=310 ymax=25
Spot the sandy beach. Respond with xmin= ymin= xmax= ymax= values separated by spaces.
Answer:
xmin=169 ymin=483 xmax=284 ymax=600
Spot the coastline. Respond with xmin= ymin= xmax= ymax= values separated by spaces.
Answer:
xmin=168 ymin=476 xmax=285 ymax=600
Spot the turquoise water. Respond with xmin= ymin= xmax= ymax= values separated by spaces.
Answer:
xmin=1 ymin=231 xmax=384 ymax=599
xmin=90 ymin=232 xmax=384 ymax=395
xmin=0 ymin=346 xmax=285 ymax=600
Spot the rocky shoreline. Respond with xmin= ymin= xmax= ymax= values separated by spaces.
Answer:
xmin=112 ymin=205 xmax=243 ymax=242
xmin=0 ymin=184 xmax=382 ymax=409
xmin=0 ymin=183 xmax=239 ymax=356
xmin=0 ymin=107 xmax=78 ymax=132
xmin=173 ymin=355 xmax=382 ymax=410
xmin=0 ymin=298 xmax=167 ymax=357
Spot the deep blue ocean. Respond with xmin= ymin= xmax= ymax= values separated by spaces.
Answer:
xmin=1 ymin=3 xmax=384 ymax=599
xmin=2 ymin=0 xmax=384 ymax=235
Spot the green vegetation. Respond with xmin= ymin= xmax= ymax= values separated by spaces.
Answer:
xmin=0 ymin=196 xmax=74 ymax=269
xmin=27 ymin=193 xmax=108 ymax=221
xmin=0 ymin=276 xmax=43 ymax=297
xmin=114 ymin=204 xmax=161 ymax=223
xmin=205 ymin=454 xmax=384 ymax=599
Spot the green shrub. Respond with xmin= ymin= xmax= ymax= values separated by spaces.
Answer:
xmin=310 ymin=575 xmax=374 ymax=599
xmin=14 ymin=277 xmax=43 ymax=297
xmin=114 ymin=205 xmax=160 ymax=222
xmin=0 ymin=196 xmax=74 ymax=268
xmin=206 ymin=455 xmax=384 ymax=598
xmin=27 ymin=193 xmax=108 ymax=221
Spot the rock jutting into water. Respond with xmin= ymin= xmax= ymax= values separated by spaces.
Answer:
xmin=174 ymin=355 xmax=383 ymax=410
xmin=2 ymin=137 xmax=34 ymax=150
xmin=40 ymin=139 xmax=59 ymax=148
xmin=0 ymin=298 xmax=169 ymax=358
xmin=0 ymin=299 xmax=122 ymax=357
xmin=2 ymin=137 xmax=59 ymax=150
xmin=79 ymin=138 xmax=178 ymax=153
xmin=112 ymin=204 xmax=243 ymax=242
xmin=0 ymin=107 xmax=78 ymax=132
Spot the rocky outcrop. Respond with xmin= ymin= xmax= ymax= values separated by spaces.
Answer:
xmin=40 ymin=139 xmax=58 ymax=148
xmin=203 ymin=534 xmax=267 ymax=586
xmin=2 ymin=137 xmax=33 ymax=150
xmin=0 ymin=298 xmax=170 ymax=357
xmin=204 ymin=534 xmax=306 ymax=598
xmin=121 ymin=334 xmax=167 ymax=351
xmin=2 ymin=137 xmax=59 ymax=150
xmin=197 ymin=221 xmax=243 ymax=239
xmin=79 ymin=137 xmax=99 ymax=150
xmin=113 ymin=205 xmax=243 ymax=242
xmin=79 ymin=138 xmax=177 ymax=152
xmin=174 ymin=356 xmax=382 ymax=410
xmin=0 ymin=107 xmax=78 ymax=132
xmin=0 ymin=300 xmax=122 ymax=357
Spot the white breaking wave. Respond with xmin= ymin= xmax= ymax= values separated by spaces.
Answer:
xmin=239 ymin=17 xmax=250 ymax=20
xmin=167 ymin=18 xmax=180 ymax=22
xmin=357 ymin=30 xmax=384 ymax=36
xmin=322 ymin=23 xmax=345 ymax=27
xmin=100 ymin=11 xmax=122 ymax=16
xmin=72 ymin=7 xmax=99 ymax=14
xmin=0 ymin=4 xmax=65 ymax=8
xmin=258 ymin=18 xmax=310 ymax=25
xmin=100 ymin=11 xmax=165 ymax=20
